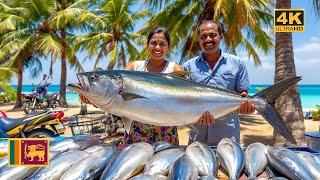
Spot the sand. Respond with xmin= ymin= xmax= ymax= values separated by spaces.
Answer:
xmin=1 ymin=103 xmax=319 ymax=146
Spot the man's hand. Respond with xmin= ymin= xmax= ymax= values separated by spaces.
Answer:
xmin=79 ymin=94 xmax=92 ymax=104
xmin=238 ymin=91 xmax=255 ymax=115
xmin=198 ymin=111 xmax=215 ymax=125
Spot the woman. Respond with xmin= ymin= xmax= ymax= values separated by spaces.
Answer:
xmin=124 ymin=26 xmax=183 ymax=145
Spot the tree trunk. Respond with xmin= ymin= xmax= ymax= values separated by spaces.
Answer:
xmin=273 ymin=0 xmax=306 ymax=146
xmin=59 ymin=28 xmax=68 ymax=107
xmin=13 ymin=63 xmax=23 ymax=109
xmin=58 ymin=0 xmax=68 ymax=107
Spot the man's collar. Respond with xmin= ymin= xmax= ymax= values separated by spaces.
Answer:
xmin=198 ymin=50 xmax=224 ymax=62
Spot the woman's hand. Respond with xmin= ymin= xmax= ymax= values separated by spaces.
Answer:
xmin=79 ymin=94 xmax=92 ymax=104
xmin=198 ymin=111 xmax=215 ymax=125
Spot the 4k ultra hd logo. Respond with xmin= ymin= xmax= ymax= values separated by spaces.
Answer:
xmin=8 ymin=138 xmax=49 ymax=167
xmin=274 ymin=9 xmax=304 ymax=32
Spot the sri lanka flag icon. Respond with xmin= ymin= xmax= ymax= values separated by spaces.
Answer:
xmin=8 ymin=138 xmax=49 ymax=167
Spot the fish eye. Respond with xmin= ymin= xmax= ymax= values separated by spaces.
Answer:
xmin=89 ymin=74 xmax=98 ymax=82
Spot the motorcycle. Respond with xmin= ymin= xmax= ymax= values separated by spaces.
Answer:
xmin=22 ymin=85 xmax=60 ymax=114
xmin=0 ymin=109 xmax=66 ymax=138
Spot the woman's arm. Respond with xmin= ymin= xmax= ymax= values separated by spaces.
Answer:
xmin=124 ymin=62 xmax=135 ymax=71
xmin=173 ymin=63 xmax=184 ymax=72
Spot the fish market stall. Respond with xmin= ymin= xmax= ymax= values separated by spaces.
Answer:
xmin=0 ymin=136 xmax=319 ymax=180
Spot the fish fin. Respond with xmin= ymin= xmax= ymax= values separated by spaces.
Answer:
xmin=121 ymin=92 xmax=146 ymax=101
xmin=168 ymin=70 xmax=190 ymax=78
xmin=252 ymin=77 xmax=301 ymax=144
xmin=122 ymin=117 xmax=133 ymax=133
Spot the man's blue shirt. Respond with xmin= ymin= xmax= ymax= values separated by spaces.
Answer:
xmin=183 ymin=51 xmax=250 ymax=146
xmin=183 ymin=52 xmax=250 ymax=92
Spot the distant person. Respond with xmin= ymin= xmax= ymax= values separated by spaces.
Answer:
xmin=38 ymin=74 xmax=50 ymax=97
xmin=183 ymin=19 xmax=255 ymax=146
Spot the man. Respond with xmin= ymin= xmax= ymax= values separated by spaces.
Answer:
xmin=38 ymin=74 xmax=50 ymax=97
xmin=183 ymin=20 xmax=255 ymax=146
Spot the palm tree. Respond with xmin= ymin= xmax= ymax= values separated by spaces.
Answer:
xmin=142 ymin=0 xmax=274 ymax=65
xmin=72 ymin=0 xmax=150 ymax=70
xmin=0 ymin=0 xmax=87 ymax=107
xmin=273 ymin=0 xmax=320 ymax=146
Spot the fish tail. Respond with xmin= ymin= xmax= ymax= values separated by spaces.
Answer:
xmin=252 ymin=77 xmax=301 ymax=144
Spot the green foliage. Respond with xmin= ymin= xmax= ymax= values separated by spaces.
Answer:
xmin=0 ymin=81 xmax=16 ymax=102
xmin=312 ymin=105 xmax=320 ymax=121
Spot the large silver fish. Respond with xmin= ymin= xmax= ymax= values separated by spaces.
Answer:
xmin=0 ymin=150 xmax=61 ymax=180
xmin=61 ymin=146 xmax=117 ymax=180
xmin=130 ymin=174 xmax=168 ymax=180
xmin=168 ymin=155 xmax=198 ymax=180
xmin=266 ymin=146 xmax=313 ymax=180
xmin=186 ymin=141 xmax=217 ymax=177
xmin=244 ymin=143 xmax=268 ymax=179
xmin=100 ymin=142 xmax=154 ymax=180
xmin=217 ymin=138 xmax=245 ymax=180
xmin=68 ymin=70 xmax=299 ymax=143
xmin=30 ymin=150 xmax=89 ymax=180
xmin=144 ymin=148 xmax=185 ymax=175
xmin=295 ymin=151 xmax=320 ymax=179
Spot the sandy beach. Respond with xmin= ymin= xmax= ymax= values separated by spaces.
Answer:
xmin=1 ymin=103 xmax=319 ymax=146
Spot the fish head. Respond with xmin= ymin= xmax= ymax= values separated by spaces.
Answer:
xmin=68 ymin=71 xmax=122 ymax=108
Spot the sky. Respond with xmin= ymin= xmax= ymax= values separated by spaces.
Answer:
xmin=11 ymin=0 xmax=320 ymax=85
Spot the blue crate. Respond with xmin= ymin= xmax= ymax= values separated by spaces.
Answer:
xmin=304 ymin=131 xmax=320 ymax=152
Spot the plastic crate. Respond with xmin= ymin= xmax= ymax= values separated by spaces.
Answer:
xmin=304 ymin=131 xmax=320 ymax=152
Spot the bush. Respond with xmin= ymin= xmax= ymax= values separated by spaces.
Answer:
xmin=0 ymin=82 xmax=16 ymax=102
xmin=312 ymin=105 xmax=320 ymax=121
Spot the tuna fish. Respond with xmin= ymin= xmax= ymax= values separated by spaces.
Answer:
xmin=168 ymin=155 xmax=198 ymax=180
xmin=217 ymin=138 xmax=245 ymax=180
xmin=295 ymin=151 xmax=320 ymax=179
xmin=100 ymin=142 xmax=154 ymax=180
xmin=153 ymin=141 xmax=173 ymax=153
xmin=245 ymin=143 xmax=268 ymax=179
xmin=144 ymin=148 xmax=185 ymax=175
xmin=186 ymin=141 xmax=217 ymax=176
xmin=61 ymin=146 xmax=117 ymax=180
xmin=266 ymin=146 xmax=313 ymax=180
xmin=68 ymin=70 xmax=299 ymax=143
xmin=30 ymin=150 xmax=89 ymax=180
xmin=0 ymin=139 xmax=8 ymax=157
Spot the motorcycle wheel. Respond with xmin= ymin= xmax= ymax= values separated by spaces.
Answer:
xmin=26 ymin=128 xmax=56 ymax=138
xmin=49 ymin=100 xmax=60 ymax=109
xmin=22 ymin=101 xmax=32 ymax=114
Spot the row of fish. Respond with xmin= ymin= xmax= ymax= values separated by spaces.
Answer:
xmin=0 ymin=136 xmax=319 ymax=179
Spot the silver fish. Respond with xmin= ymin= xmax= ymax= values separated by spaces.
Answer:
xmin=266 ymin=146 xmax=313 ymax=180
xmin=245 ymin=143 xmax=268 ymax=179
xmin=295 ymin=151 xmax=320 ymax=179
xmin=68 ymin=70 xmax=299 ymax=143
xmin=83 ymin=145 xmax=107 ymax=154
xmin=0 ymin=150 xmax=60 ymax=180
xmin=61 ymin=146 xmax=117 ymax=180
xmin=144 ymin=148 xmax=185 ymax=175
xmin=49 ymin=136 xmax=99 ymax=152
xmin=153 ymin=141 xmax=173 ymax=153
xmin=0 ymin=156 xmax=8 ymax=171
xmin=186 ymin=141 xmax=217 ymax=176
xmin=217 ymin=138 xmax=245 ymax=180
xmin=131 ymin=174 xmax=168 ymax=180
xmin=169 ymin=155 xmax=198 ymax=180
xmin=30 ymin=150 xmax=89 ymax=180
xmin=0 ymin=139 xmax=8 ymax=157
xmin=198 ymin=175 xmax=217 ymax=180
xmin=100 ymin=142 xmax=154 ymax=180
